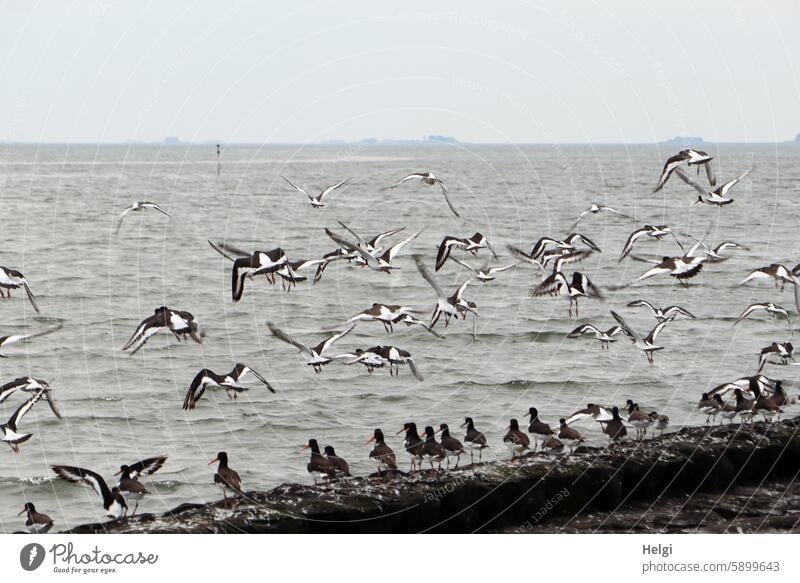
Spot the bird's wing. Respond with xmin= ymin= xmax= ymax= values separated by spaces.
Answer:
xmin=626 ymin=299 xmax=656 ymax=314
xmin=738 ymin=269 xmax=772 ymax=286
xmin=647 ymin=319 xmax=672 ymax=343
xmin=369 ymin=226 xmax=406 ymax=249
xmin=568 ymin=324 xmax=600 ymax=337
xmin=21 ymin=283 xmax=40 ymax=314
xmin=336 ymin=220 xmax=367 ymax=247
xmin=319 ymin=178 xmax=351 ymax=201
xmin=574 ymin=233 xmax=601 ymax=252
xmin=488 ymin=263 xmax=516 ymax=274
xmin=320 ymin=324 xmax=355 ymax=354
xmin=407 ymin=359 xmax=424 ymax=381
xmin=531 ymin=272 xmax=565 ymax=297
xmin=439 ymin=182 xmax=460 ymax=217
xmin=51 ymin=465 xmax=109 ymax=499
xmin=386 ymin=230 xmax=422 ymax=262
xmin=673 ymin=167 xmax=709 ymax=196
xmin=7 ymin=390 xmax=45 ymax=427
xmin=607 ymin=326 xmax=624 ymax=337
xmin=235 ymin=365 xmax=275 ymax=393
xmin=666 ymin=305 xmax=696 ymax=319
xmin=267 ymin=323 xmax=313 ymax=355
xmin=705 ymin=163 xmax=717 ymax=187
xmin=324 ymin=229 xmax=376 ymax=265
xmin=636 ymin=263 xmax=672 ymax=281
xmin=115 ymin=206 xmax=135 ymax=234
xmin=619 ymin=228 xmax=648 ymax=261
xmin=207 ymin=240 xmax=238 ymax=262
xmin=454 ymin=279 xmax=472 ymax=301
xmin=450 ymin=257 xmax=477 ymax=274
xmin=121 ymin=315 xmax=163 ymax=353
xmin=413 ymin=254 xmax=446 ymax=299
xmin=144 ymin=203 xmax=175 ymax=220
xmin=506 ymin=245 xmax=544 ymax=269
xmin=717 ymin=169 xmax=750 ymax=197
xmin=610 ymin=311 xmax=644 ymax=345
xmin=281 ymin=176 xmax=311 ymax=199
xmin=126 ymin=456 xmax=168 ymax=479
xmin=734 ymin=303 xmax=765 ymax=325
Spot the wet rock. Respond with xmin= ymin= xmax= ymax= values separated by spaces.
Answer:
xmin=62 ymin=417 xmax=800 ymax=533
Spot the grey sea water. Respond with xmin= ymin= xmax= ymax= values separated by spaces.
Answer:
xmin=1 ymin=142 xmax=798 ymax=531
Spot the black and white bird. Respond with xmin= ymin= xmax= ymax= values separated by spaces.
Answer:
xmin=531 ymin=233 xmax=601 ymax=260
xmin=565 ymin=403 xmax=614 ymax=426
xmin=413 ymin=255 xmax=476 ymax=328
xmin=674 ymin=167 xmax=750 ymax=206
xmin=183 ymin=364 xmax=275 ymax=410
xmin=461 ymin=417 xmax=488 ymax=463
xmin=0 ymin=377 xmax=61 ymax=419
xmin=653 ymin=149 xmax=714 ymax=192
xmin=567 ymin=324 xmax=623 ymax=349
xmin=115 ymin=201 xmax=174 ymax=234
xmin=268 ymin=322 xmax=355 ymax=373
xmin=611 ymin=310 xmax=674 ymax=365
xmin=281 ymin=176 xmax=351 ymax=208
xmin=0 ymin=266 xmax=40 ymax=313
xmin=570 ymin=203 xmax=629 ymax=229
xmin=503 ymin=419 xmax=530 ymax=461
xmin=435 ymin=233 xmax=497 ymax=271
xmin=738 ymin=264 xmax=798 ymax=290
xmin=18 ymin=502 xmax=54 ymax=533
xmin=690 ymin=240 xmax=746 ymax=263
xmin=114 ymin=456 xmax=167 ymax=514
xmin=347 ymin=303 xmax=419 ymax=333
xmin=450 ymin=257 xmax=516 ymax=282
xmin=618 ymin=225 xmax=679 ymax=262
xmin=389 ymin=313 xmax=445 ymax=338
xmin=208 ymin=452 xmax=242 ymax=505
xmin=733 ymin=302 xmax=790 ymax=326
xmin=335 ymin=221 xmax=407 ymax=255
xmin=51 ymin=465 xmax=128 ymax=520
xmin=626 ymin=299 xmax=696 ymax=322
xmin=230 ymin=248 xmax=290 ymax=301
xmin=0 ymin=319 xmax=62 ymax=357
xmin=758 ymin=342 xmax=794 ymax=372
xmin=382 ymin=172 xmax=460 ymax=217
xmin=532 ymin=262 xmax=603 ymax=318
xmin=635 ymin=254 xmax=706 ymax=286
xmin=1 ymin=389 xmax=47 ymax=453
xmin=357 ymin=345 xmax=423 ymax=380
xmin=325 ymin=228 xmax=421 ymax=273
xmin=121 ymin=306 xmax=202 ymax=354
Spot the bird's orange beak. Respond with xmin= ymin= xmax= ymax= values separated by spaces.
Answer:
xmin=434 ymin=427 xmax=443 ymax=434
xmin=113 ymin=469 xmax=122 ymax=476
xmin=459 ymin=421 xmax=467 ymax=428
xmin=366 ymin=436 xmax=375 ymax=444
xmin=17 ymin=508 xmax=26 ymax=516
xmin=208 ymin=458 xmax=218 ymax=466
xmin=302 ymin=444 xmax=310 ymax=450
xmin=395 ymin=428 xmax=405 ymax=435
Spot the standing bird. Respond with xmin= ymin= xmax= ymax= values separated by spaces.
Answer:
xmin=653 ymin=149 xmax=714 ymax=192
xmin=51 ymin=465 xmax=128 ymax=519
xmin=625 ymin=402 xmax=652 ymax=440
xmin=503 ymin=419 xmax=530 ymax=461
xmin=114 ymin=456 xmax=167 ymax=515
xmin=208 ymin=452 xmax=242 ymax=506
xmin=557 ymin=419 xmax=584 ymax=451
xmin=526 ymin=407 xmax=555 ymax=451
xmin=626 ymin=299 xmax=696 ymax=322
xmin=461 ymin=417 xmax=489 ymax=463
xmin=611 ymin=310 xmax=674 ymax=365
xmin=437 ymin=423 xmax=465 ymax=469
xmin=397 ymin=422 xmax=424 ymax=472
xmin=121 ymin=306 xmax=202 ymax=354
xmin=303 ymin=439 xmax=334 ymax=483
xmin=0 ymin=266 xmax=40 ymax=313
xmin=183 ymin=364 xmax=275 ymax=410
xmin=115 ymin=201 xmax=174 ymax=234
xmin=1 ymin=390 xmax=47 ymax=453
xmin=323 ymin=445 xmax=351 ymax=478
xmin=420 ymin=426 xmax=447 ymax=471
xmin=367 ymin=429 xmax=397 ymax=477
xmin=697 ymin=393 xmax=721 ymax=425
xmin=281 ymin=176 xmax=351 ymax=208
xmin=18 ymin=502 xmax=53 ymax=533
xmin=382 ymin=172 xmax=460 ymax=217
xmin=603 ymin=407 xmax=628 ymax=442
xmin=267 ymin=322 xmax=354 ymax=373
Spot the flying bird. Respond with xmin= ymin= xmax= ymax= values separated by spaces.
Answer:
xmin=674 ymin=167 xmax=750 ymax=206
xmin=268 ymin=322 xmax=354 ymax=372
xmin=382 ymin=172 xmax=460 ymax=217
xmin=51 ymin=465 xmax=128 ymax=519
xmin=1 ymin=390 xmax=48 ymax=453
xmin=0 ymin=266 xmax=41 ymax=313
xmin=611 ymin=310 xmax=674 ymax=365
xmin=567 ymin=324 xmax=623 ymax=349
xmin=121 ymin=306 xmax=202 ymax=354
xmin=183 ymin=364 xmax=275 ymax=410
xmin=653 ymin=149 xmax=714 ymax=192
xmin=281 ymin=176 xmax=351 ymax=208
xmin=325 ymin=228 xmax=421 ymax=273
xmin=625 ymin=299 xmax=696 ymax=321
xmin=115 ymin=201 xmax=174 ymax=234
xmin=0 ymin=319 xmax=62 ymax=357
xmin=733 ymin=302 xmax=790 ymax=326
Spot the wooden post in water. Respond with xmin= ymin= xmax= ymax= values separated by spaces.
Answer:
xmin=216 ymin=143 xmax=221 ymax=176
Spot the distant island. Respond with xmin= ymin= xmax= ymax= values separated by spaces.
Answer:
xmin=663 ymin=136 xmax=705 ymax=146
xmin=795 ymin=133 xmax=800 ymax=143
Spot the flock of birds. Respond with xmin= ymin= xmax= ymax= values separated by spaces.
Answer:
xmin=5 ymin=151 xmax=800 ymax=534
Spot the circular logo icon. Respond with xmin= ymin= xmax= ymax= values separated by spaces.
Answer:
xmin=19 ymin=543 xmax=46 ymax=571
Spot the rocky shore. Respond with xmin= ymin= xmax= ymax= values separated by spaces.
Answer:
xmin=64 ymin=418 xmax=800 ymax=534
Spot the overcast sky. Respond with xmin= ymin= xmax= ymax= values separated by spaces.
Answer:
xmin=1 ymin=0 xmax=799 ymax=144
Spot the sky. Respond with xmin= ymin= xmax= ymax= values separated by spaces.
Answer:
xmin=1 ymin=0 xmax=799 ymax=144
